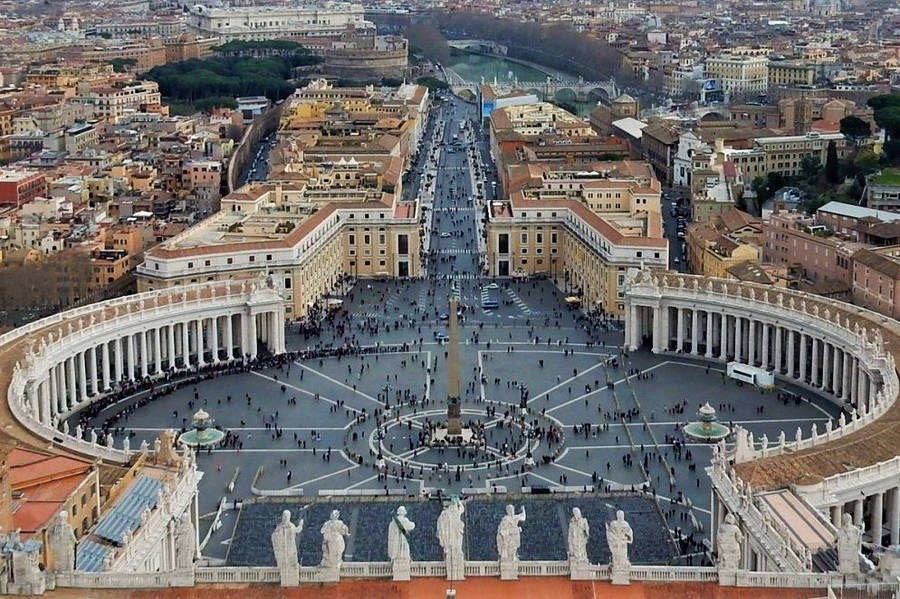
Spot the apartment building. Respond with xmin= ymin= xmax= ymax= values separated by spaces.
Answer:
xmin=851 ymin=246 xmax=900 ymax=319
xmin=865 ymin=169 xmax=900 ymax=212
xmin=0 ymin=170 xmax=47 ymax=207
xmin=704 ymin=54 xmax=769 ymax=97
xmin=73 ymin=81 xmax=162 ymax=121
xmin=685 ymin=208 xmax=761 ymax=278
xmin=767 ymin=60 xmax=817 ymax=88
xmin=188 ymin=2 xmax=370 ymax=42
xmin=753 ymin=132 xmax=846 ymax=178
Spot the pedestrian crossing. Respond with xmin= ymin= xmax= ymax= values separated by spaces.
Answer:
xmin=504 ymin=289 xmax=533 ymax=315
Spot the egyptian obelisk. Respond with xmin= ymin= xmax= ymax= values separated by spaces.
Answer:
xmin=446 ymin=282 xmax=462 ymax=435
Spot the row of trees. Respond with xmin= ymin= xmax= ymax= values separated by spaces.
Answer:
xmin=0 ymin=253 xmax=95 ymax=321
xmin=144 ymin=53 xmax=321 ymax=107
xmin=868 ymin=95 xmax=900 ymax=163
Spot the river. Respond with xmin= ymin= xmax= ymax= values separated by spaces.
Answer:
xmin=445 ymin=50 xmax=601 ymax=117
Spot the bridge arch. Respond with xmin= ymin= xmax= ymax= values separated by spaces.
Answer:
xmin=553 ymin=87 xmax=577 ymax=104
xmin=700 ymin=110 xmax=729 ymax=122
xmin=587 ymin=87 xmax=612 ymax=106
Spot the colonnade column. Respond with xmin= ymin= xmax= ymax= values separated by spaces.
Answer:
xmin=799 ymin=333 xmax=807 ymax=382
xmin=182 ymin=321 xmax=191 ymax=367
xmin=854 ymin=498 xmax=864 ymax=527
xmin=154 ymin=328 xmax=163 ymax=374
xmin=691 ymin=309 xmax=699 ymax=355
xmin=774 ymin=326 xmax=783 ymax=373
xmin=114 ymin=338 xmax=124 ymax=383
xmin=651 ymin=306 xmax=662 ymax=353
xmin=48 ymin=365 xmax=58 ymax=419
xmin=196 ymin=319 xmax=206 ymax=367
xmin=841 ymin=351 xmax=852 ymax=401
xmin=831 ymin=505 xmax=842 ymax=527
xmin=719 ymin=314 xmax=728 ymax=361
xmin=140 ymin=331 xmax=149 ymax=379
xmin=125 ymin=333 xmax=135 ymax=381
xmin=88 ymin=346 xmax=98 ymax=396
xmin=748 ymin=319 xmax=756 ymax=365
xmin=211 ymin=316 xmax=220 ymax=363
xmin=705 ymin=311 xmax=714 ymax=358
xmin=810 ymin=337 xmax=819 ymax=387
xmin=167 ymin=325 xmax=176 ymax=371
xmin=733 ymin=316 xmax=742 ymax=361
xmin=832 ymin=346 xmax=841 ymax=395
xmin=247 ymin=312 xmax=257 ymax=359
xmin=891 ymin=488 xmax=900 ymax=546
xmin=102 ymin=341 xmax=111 ymax=391
xmin=225 ymin=315 xmax=234 ymax=360
xmin=821 ymin=343 xmax=830 ymax=390
xmin=761 ymin=323 xmax=769 ymax=370
xmin=77 ymin=352 xmax=87 ymax=402
xmin=66 ymin=357 xmax=76 ymax=409
xmin=872 ymin=492 xmax=884 ymax=545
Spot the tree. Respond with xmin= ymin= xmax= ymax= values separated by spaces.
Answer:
xmin=840 ymin=116 xmax=871 ymax=143
xmin=405 ymin=24 xmax=450 ymax=66
xmin=867 ymin=95 xmax=900 ymax=111
xmin=800 ymin=155 xmax=821 ymax=182
xmin=825 ymin=140 xmax=840 ymax=184
xmin=415 ymin=76 xmax=449 ymax=91
xmin=875 ymin=106 xmax=900 ymax=141
xmin=854 ymin=149 xmax=882 ymax=175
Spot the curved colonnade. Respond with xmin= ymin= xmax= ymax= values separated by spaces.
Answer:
xmin=3 ymin=280 xmax=285 ymax=463
xmin=624 ymin=267 xmax=900 ymax=552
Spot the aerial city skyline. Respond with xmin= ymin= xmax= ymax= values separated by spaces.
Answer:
xmin=0 ymin=0 xmax=898 ymax=597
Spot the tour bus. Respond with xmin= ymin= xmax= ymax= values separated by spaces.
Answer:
xmin=726 ymin=362 xmax=775 ymax=389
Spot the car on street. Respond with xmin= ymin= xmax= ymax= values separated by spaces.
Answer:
xmin=440 ymin=232 xmax=451 ymax=238
xmin=481 ymin=300 xmax=499 ymax=309
xmin=484 ymin=283 xmax=500 ymax=290
xmin=434 ymin=331 xmax=449 ymax=342
xmin=438 ymin=313 xmax=449 ymax=321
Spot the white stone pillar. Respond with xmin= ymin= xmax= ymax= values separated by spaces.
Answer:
xmin=799 ymin=333 xmax=807 ymax=382
xmin=831 ymin=345 xmax=841 ymax=395
xmin=733 ymin=316 xmax=742 ymax=361
xmin=196 ymin=319 xmax=206 ymax=367
xmin=225 ymin=314 xmax=234 ymax=360
xmin=114 ymin=337 xmax=124 ymax=383
xmin=140 ymin=330 xmax=149 ymax=379
xmin=49 ymin=365 xmax=59 ymax=417
xmin=125 ymin=333 xmax=136 ymax=381
xmin=650 ymin=306 xmax=662 ymax=353
xmin=627 ymin=304 xmax=636 ymax=350
xmin=102 ymin=341 xmax=111 ymax=390
xmin=88 ymin=346 xmax=98 ymax=396
xmin=661 ymin=306 xmax=670 ymax=352
xmin=854 ymin=498 xmax=865 ymax=528
xmin=39 ymin=379 xmax=51 ymax=424
xmin=182 ymin=321 xmax=191 ymax=367
xmin=774 ymin=326 xmax=783 ymax=373
xmin=154 ymin=328 xmax=163 ymax=374
xmin=211 ymin=316 xmax=220 ymax=363
xmin=821 ymin=343 xmax=830 ymax=390
xmin=761 ymin=323 xmax=769 ymax=370
xmin=831 ymin=505 xmax=842 ymax=527
xmin=719 ymin=313 xmax=728 ymax=361
xmin=748 ymin=319 xmax=756 ymax=365
xmin=891 ymin=487 xmax=900 ymax=546
xmin=248 ymin=312 xmax=258 ymax=359
xmin=872 ymin=491 xmax=884 ymax=545
xmin=690 ymin=309 xmax=699 ymax=355
xmin=786 ymin=329 xmax=795 ymax=378
xmin=705 ymin=311 xmax=714 ymax=358
xmin=851 ymin=358 xmax=860 ymax=406
xmin=841 ymin=351 xmax=852 ymax=401
xmin=77 ymin=351 xmax=87 ymax=403
xmin=66 ymin=357 xmax=77 ymax=408
xmin=167 ymin=325 xmax=176 ymax=370
xmin=810 ymin=337 xmax=819 ymax=387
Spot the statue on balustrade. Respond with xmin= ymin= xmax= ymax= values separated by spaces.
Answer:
xmin=174 ymin=510 xmax=196 ymax=569
xmin=567 ymin=507 xmax=590 ymax=564
xmin=388 ymin=505 xmax=415 ymax=581
xmin=271 ymin=510 xmax=302 ymax=586
xmin=496 ymin=504 xmax=526 ymax=563
xmin=437 ymin=496 xmax=466 ymax=580
xmin=388 ymin=506 xmax=415 ymax=562
xmin=320 ymin=510 xmax=349 ymax=570
xmin=46 ymin=510 xmax=76 ymax=573
xmin=716 ymin=513 xmax=742 ymax=571
xmin=837 ymin=513 xmax=863 ymax=574
xmin=606 ymin=510 xmax=633 ymax=570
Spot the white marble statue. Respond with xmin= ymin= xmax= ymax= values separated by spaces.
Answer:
xmin=837 ymin=513 xmax=862 ymax=574
xmin=567 ymin=507 xmax=590 ymax=564
xmin=716 ymin=513 xmax=742 ymax=571
xmin=496 ymin=504 xmax=526 ymax=563
xmin=606 ymin=510 xmax=633 ymax=569
xmin=320 ymin=510 xmax=349 ymax=569
xmin=46 ymin=510 xmax=76 ymax=572
xmin=271 ymin=510 xmax=302 ymax=586
xmin=388 ymin=506 xmax=415 ymax=563
xmin=174 ymin=510 xmax=196 ymax=569
xmin=436 ymin=497 xmax=466 ymax=580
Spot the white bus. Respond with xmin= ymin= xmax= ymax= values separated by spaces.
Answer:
xmin=727 ymin=362 xmax=775 ymax=389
